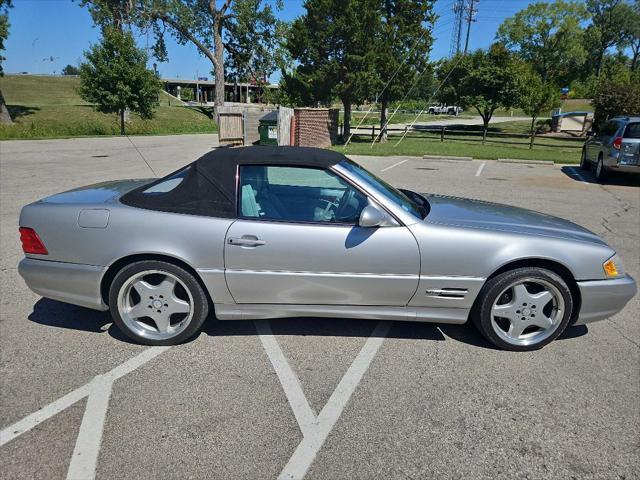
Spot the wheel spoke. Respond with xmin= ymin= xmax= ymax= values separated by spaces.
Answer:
xmin=152 ymin=311 xmax=171 ymax=333
xmin=512 ymin=284 xmax=531 ymax=304
xmin=167 ymin=298 xmax=190 ymax=316
xmin=492 ymin=303 xmax=514 ymax=319
xmin=128 ymin=302 xmax=150 ymax=319
xmin=507 ymin=321 xmax=525 ymax=339
xmin=158 ymin=276 xmax=177 ymax=296
xmin=132 ymin=279 xmax=156 ymax=298
xmin=528 ymin=313 xmax=553 ymax=330
xmin=530 ymin=290 xmax=553 ymax=308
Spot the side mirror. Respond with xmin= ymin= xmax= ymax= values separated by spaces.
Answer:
xmin=359 ymin=204 xmax=388 ymax=228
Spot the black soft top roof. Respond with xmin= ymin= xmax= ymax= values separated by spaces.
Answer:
xmin=121 ymin=146 xmax=347 ymax=219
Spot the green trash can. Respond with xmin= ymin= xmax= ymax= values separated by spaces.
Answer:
xmin=258 ymin=111 xmax=278 ymax=145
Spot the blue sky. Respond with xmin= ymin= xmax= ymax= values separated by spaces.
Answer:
xmin=3 ymin=0 xmax=536 ymax=82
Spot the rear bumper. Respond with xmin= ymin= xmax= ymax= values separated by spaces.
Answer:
xmin=575 ymin=274 xmax=637 ymax=324
xmin=18 ymin=258 xmax=108 ymax=311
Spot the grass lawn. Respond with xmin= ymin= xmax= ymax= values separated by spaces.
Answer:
xmin=495 ymin=98 xmax=593 ymax=117
xmin=340 ymin=111 xmax=473 ymax=126
xmin=333 ymin=128 xmax=583 ymax=163
xmin=0 ymin=75 xmax=217 ymax=139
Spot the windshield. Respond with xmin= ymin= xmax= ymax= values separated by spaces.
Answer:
xmin=339 ymin=159 xmax=427 ymax=219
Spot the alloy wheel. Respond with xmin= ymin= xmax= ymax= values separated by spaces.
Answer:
xmin=490 ymin=278 xmax=565 ymax=347
xmin=117 ymin=269 xmax=194 ymax=341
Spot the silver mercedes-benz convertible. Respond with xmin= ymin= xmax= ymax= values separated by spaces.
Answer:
xmin=18 ymin=146 xmax=636 ymax=351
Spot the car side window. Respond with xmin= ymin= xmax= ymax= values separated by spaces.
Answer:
xmin=600 ymin=121 xmax=620 ymax=137
xmin=238 ymin=165 xmax=367 ymax=224
xmin=623 ymin=123 xmax=640 ymax=139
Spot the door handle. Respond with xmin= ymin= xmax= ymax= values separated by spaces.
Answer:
xmin=228 ymin=236 xmax=266 ymax=247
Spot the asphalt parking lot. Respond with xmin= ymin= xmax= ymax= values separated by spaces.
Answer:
xmin=1 ymin=135 xmax=639 ymax=480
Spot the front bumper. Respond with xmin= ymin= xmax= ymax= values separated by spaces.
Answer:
xmin=575 ymin=274 xmax=637 ymax=324
xmin=18 ymin=258 xmax=108 ymax=311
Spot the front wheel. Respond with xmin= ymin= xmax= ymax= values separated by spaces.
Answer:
xmin=473 ymin=267 xmax=573 ymax=351
xmin=108 ymin=260 xmax=210 ymax=346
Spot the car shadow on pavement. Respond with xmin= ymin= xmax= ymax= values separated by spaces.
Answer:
xmin=560 ymin=166 xmax=640 ymax=187
xmin=28 ymin=298 xmax=588 ymax=350
xmin=28 ymin=298 xmax=134 ymax=343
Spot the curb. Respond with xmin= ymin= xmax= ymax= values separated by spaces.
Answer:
xmin=422 ymin=155 xmax=473 ymax=161
xmin=497 ymin=158 xmax=554 ymax=165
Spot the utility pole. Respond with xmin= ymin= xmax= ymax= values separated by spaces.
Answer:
xmin=449 ymin=0 xmax=466 ymax=57
xmin=463 ymin=0 xmax=478 ymax=55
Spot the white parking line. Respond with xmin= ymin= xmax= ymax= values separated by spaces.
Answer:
xmin=255 ymin=320 xmax=316 ymax=436
xmin=0 ymin=347 xmax=169 ymax=449
xmin=475 ymin=161 xmax=486 ymax=177
xmin=66 ymin=376 xmax=114 ymax=480
xmin=381 ymin=159 xmax=408 ymax=172
xmin=273 ymin=321 xmax=392 ymax=480
xmin=568 ymin=166 xmax=589 ymax=183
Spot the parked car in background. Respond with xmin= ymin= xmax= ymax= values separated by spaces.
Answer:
xmin=428 ymin=104 xmax=463 ymax=116
xmin=581 ymin=116 xmax=640 ymax=180
xmin=18 ymin=147 xmax=636 ymax=351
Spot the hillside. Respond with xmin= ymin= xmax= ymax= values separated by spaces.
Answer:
xmin=0 ymin=75 xmax=217 ymax=139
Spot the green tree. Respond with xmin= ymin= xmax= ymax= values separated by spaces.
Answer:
xmin=449 ymin=44 xmax=526 ymax=142
xmin=517 ymin=70 xmax=561 ymax=148
xmin=79 ymin=27 xmax=161 ymax=135
xmin=0 ymin=0 xmax=13 ymax=124
xmin=62 ymin=64 xmax=80 ymax=75
xmin=586 ymin=0 xmax=634 ymax=76
xmin=284 ymin=0 xmax=380 ymax=138
xmin=621 ymin=0 xmax=640 ymax=71
xmin=496 ymin=1 xmax=587 ymax=84
xmin=142 ymin=0 xmax=281 ymax=110
xmin=374 ymin=0 xmax=436 ymax=142
xmin=592 ymin=72 xmax=640 ymax=129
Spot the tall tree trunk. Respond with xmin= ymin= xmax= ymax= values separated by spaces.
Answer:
xmin=379 ymin=97 xmax=389 ymax=143
xmin=120 ymin=109 xmax=125 ymax=135
xmin=529 ymin=115 xmax=537 ymax=150
xmin=0 ymin=90 xmax=12 ymax=124
xmin=342 ymin=99 xmax=351 ymax=140
xmin=213 ymin=17 xmax=225 ymax=114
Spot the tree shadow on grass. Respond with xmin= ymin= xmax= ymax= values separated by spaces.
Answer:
xmin=7 ymin=105 xmax=40 ymax=120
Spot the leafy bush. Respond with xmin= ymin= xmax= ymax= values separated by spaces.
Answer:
xmin=592 ymin=74 xmax=640 ymax=130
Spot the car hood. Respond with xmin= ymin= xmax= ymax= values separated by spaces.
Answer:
xmin=37 ymin=179 xmax=154 ymax=205
xmin=424 ymin=194 xmax=606 ymax=245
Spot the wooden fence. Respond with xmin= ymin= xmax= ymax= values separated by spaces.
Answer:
xmin=344 ymin=124 xmax=585 ymax=150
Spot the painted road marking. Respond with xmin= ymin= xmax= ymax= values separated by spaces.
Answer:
xmin=568 ymin=166 xmax=589 ymax=183
xmin=381 ymin=159 xmax=408 ymax=172
xmin=66 ymin=376 xmax=114 ymax=480
xmin=256 ymin=320 xmax=391 ymax=480
xmin=475 ymin=161 xmax=486 ymax=177
xmin=0 ymin=346 xmax=170 ymax=470
xmin=255 ymin=320 xmax=316 ymax=436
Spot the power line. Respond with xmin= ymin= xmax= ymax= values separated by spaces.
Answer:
xmin=463 ymin=0 xmax=479 ymax=54
xmin=449 ymin=0 xmax=466 ymax=57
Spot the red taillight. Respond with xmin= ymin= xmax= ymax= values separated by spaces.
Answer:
xmin=19 ymin=227 xmax=48 ymax=255
xmin=612 ymin=136 xmax=623 ymax=150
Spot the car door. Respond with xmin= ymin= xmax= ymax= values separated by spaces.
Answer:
xmin=224 ymin=164 xmax=420 ymax=306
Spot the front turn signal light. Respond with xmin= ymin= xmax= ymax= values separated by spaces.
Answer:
xmin=603 ymin=255 xmax=624 ymax=278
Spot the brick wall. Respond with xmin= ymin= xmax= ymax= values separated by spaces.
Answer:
xmin=293 ymin=108 xmax=339 ymax=147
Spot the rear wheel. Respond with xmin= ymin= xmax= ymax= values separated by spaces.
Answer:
xmin=580 ymin=148 xmax=590 ymax=170
xmin=473 ymin=267 xmax=573 ymax=351
xmin=108 ymin=260 xmax=209 ymax=346
xmin=595 ymin=155 xmax=607 ymax=181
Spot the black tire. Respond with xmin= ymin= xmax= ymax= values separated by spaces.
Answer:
xmin=108 ymin=260 xmax=210 ymax=346
xmin=580 ymin=148 xmax=590 ymax=170
xmin=595 ymin=155 xmax=607 ymax=182
xmin=472 ymin=267 xmax=573 ymax=352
